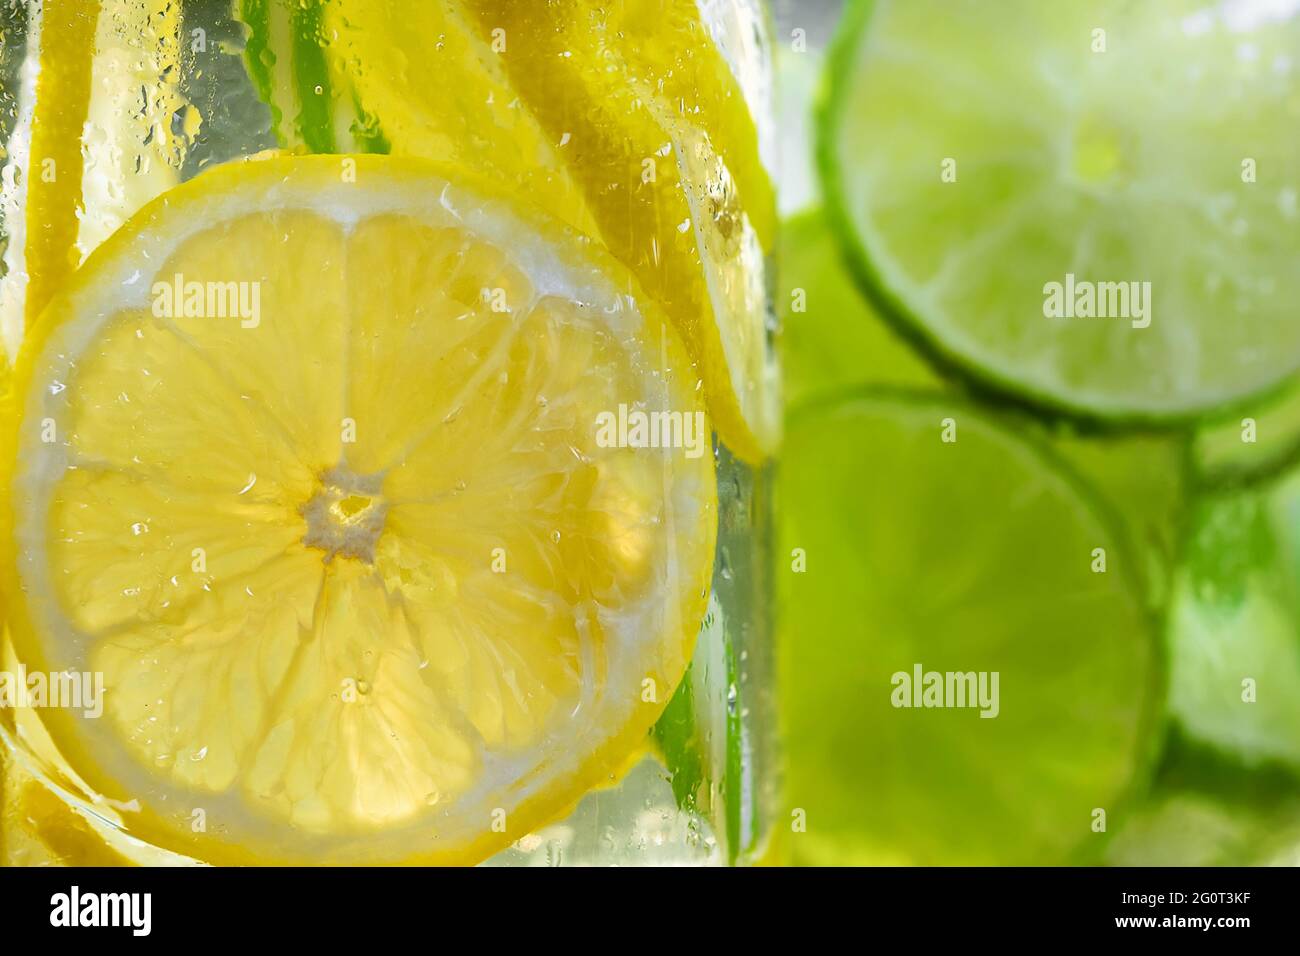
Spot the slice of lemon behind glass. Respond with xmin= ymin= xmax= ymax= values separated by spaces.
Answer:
xmin=322 ymin=0 xmax=601 ymax=238
xmin=1 ymin=155 xmax=717 ymax=865
xmin=327 ymin=0 xmax=780 ymax=464
xmin=3 ymin=0 xmax=185 ymax=863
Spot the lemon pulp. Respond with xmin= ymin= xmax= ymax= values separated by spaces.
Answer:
xmin=1 ymin=155 xmax=716 ymax=865
xmin=327 ymin=0 xmax=780 ymax=463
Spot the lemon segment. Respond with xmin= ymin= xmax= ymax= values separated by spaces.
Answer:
xmin=461 ymin=0 xmax=780 ymax=463
xmin=324 ymin=0 xmax=600 ymax=238
xmin=2 ymin=155 xmax=716 ymax=865
xmin=326 ymin=0 xmax=779 ymax=462
xmin=594 ymin=0 xmax=777 ymax=249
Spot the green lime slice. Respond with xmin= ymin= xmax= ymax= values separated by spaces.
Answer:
xmin=779 ymin=391 xmax=1160 ymax=865
xmin=1193 ymin=375 xmax=1300 ymax=488
xmin=819 ymin=0 xmax=1300 ymax=422
xmin=1048 ymin=428 xmax=1191 ymax=608
xmin=240 ymin=0 xmax=331 ymax=151
xmin=1104 ymin=788 xmax=1300 ymax=866
xmin=1167 ymin=474 xmax=1300 ymax=770
xmin=240 ymin=0 xmax=383 ymax=154
xmin=780 ymin=207 xmax=940 ymax=407
xmin=778 ymin=210 xmax=1189 ymax=604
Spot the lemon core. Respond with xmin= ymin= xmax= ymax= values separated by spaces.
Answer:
xmin=301 ymin=466 xmax=388 ymax=563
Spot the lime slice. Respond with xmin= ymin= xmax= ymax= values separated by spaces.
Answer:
xmin=240 ymin=0 xmax=335 ymax=153
xmin=820 ymin=0 xmax=1300 ymax=421
xmin=1048 ymin=427 xmax=1190 ymax=608
xmin=777 ymin=209 xmax=1188 ymax=605
xmin=1193 ymin=375 xmax=1300 ymax=488
xmin=1104 ymin=788 xmax=1300 ymax=866
xmin=779 ymin=391 xmax=1159 ymax=864
xmin=1 ymin=155 xmax=716 ymax=865
xmin=780 ymin=207 xmax=940 ymax=407
xmin=1167 ymin=475 xmax=1300 ymax=770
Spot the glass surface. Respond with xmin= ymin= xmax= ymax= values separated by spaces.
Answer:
xmin=0 ymin=0 xmax=777 ymax=867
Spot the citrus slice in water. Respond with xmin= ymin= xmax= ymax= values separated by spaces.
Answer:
xmin=1167 ymin=477 xmax=1300 ymax=770
xmin=1193 ymin=377 xmax=1300 ymax=487
xmin=0 ymin=155 xmax=716 ymax=865
xmin=779 ymin=207 xmax=940 ymax=407
xmin=820 ymin=0 xmax=1300 ymax=421
xmin=321 ymin=0 xmax=600 ymax=237
xmin=779 ymin=391 xmax=1160 ymax=864
xmin=326 ymin=0 xmax=780 ymax=464
xmin=467 ymin=0 xmax=779 ymax=463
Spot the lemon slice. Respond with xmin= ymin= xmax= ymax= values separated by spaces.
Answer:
xmin=585 ymin=0 xmax=777 ymax=249
xmin=4 ymin=0 xmax=185 ymax=349
xmin=325 ymin=0 xmax=779 ymax=463
xmin=20 ymin=0 xmax=99 ymax=328
xmin=0 ymin=155 xmax=716 ymax=865
xmin=472 ymin=0 xmax=779 ymax=463
xmin=323 ymin=0 xmax=600 ymax=238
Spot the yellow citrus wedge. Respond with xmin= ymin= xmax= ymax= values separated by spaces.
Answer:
xmin=5 ymin=0 xmax=185 ymax=351
xmin=592 ymin=0 xmax=777 ymax=249
xmin=0 ymin=154 xmax=716 ymax=865
xmin=323 ymin=0 xmax=600 ymax=238
xmin=468 ymin=0 xmax=779 ymax=462
xmin=21 ymin=0 xmax=99 ymax=329
xmin=327 ymin=0 xmax=780 ymax=463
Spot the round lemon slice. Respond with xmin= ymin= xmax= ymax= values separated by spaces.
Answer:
xmin=0 ymin=155 xmax=716 ymax=865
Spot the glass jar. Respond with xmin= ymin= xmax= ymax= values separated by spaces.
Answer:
xmin=0 ymin=0 xmax=777 ymax=867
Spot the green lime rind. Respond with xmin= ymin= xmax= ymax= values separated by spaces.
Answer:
xmin=1165 ymin=473 xmax=1300 ymax=773
xmin=722 ymin=632 xmax=743 ymax=865
xmin=650 ymin=593 xmax=753 ymax=862
xmin=651 ymin=664 xmax=706 ymax=816
xmin=346 ymin=93 xmax=392 ymax=155
xmin=239 ymin=0 xmax=279 ymax=140
xmin=238 ymin=0 xmax=334 ymax=152
xmin=778 ymin=206 xmax=1193 ymax=610
xmin=289 ymin=0 xmax=335 ymax=153
xmin=1192 ymin=375 xmax=1300 ymax=491
xmin=779 ymin=388 xmax=1164 ymax=865
xmin=780 ymin=206 xmax=942 ymax=407
xmin=817 ymin=0 xmax=1300 ymax=427
xmin=1047 ymin=425 xmax=1193 ymax=612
